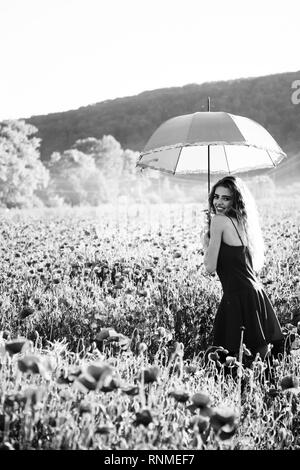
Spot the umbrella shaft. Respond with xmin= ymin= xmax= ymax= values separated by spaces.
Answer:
xmin=208 ymin=145 xmax=210 ymax=194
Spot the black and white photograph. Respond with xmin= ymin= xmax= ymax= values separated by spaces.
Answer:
xmin=0 ymin=0 xmax=299 ymax=456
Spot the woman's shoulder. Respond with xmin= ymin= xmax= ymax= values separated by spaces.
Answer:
xmin=213 ymin=214 xmax=240 ymax=224
xmin=211 ymin=214 xmax=229 ymax=228
xmin=211 ymin=214 xmax=230 ymax=223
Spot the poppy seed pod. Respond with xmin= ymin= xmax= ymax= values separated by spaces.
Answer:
xmin=225 ymin=356 xmax=237 ymax=367
xmin=157 ymin=327 xmax=166 ymax=338
xmin=138 ymin=342 xmax=148 ymax=354
xmin=242 ymin=344 xmax=252 ymax=357
xmin=208 ymin=352 xmax=220 ymax=363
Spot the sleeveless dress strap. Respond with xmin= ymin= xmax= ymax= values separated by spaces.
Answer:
xmin=226 ymin=216 xmax=244 ymax=246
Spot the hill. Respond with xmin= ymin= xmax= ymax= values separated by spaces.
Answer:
xmin=25 ymin=71 xmax=300 ymax=167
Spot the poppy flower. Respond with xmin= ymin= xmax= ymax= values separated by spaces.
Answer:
xmin=218 ymin=423 xmax=238 ymax=441
xmin=5 ymin=338 xmax=28 ymax=355
xmin=139 ymin=366 xmax=160 ymax=384
xmin=101 ymin=377 xmax=120 ymax=393
xmin=78 ymin=403 xmax=93 ymax=415
xmin=137 ymin=289 xmax=148 ymax=297
xmin=85 ymin=363 xmax=113 ymax=382
xmin=191 ymin=392 xmax=211 ymax=409
xmin=95 ymin=424 xmax=114 ymax=435
xmin=280 ymin=375 xmax=299 ymax=391
xmin=76 ymin=374 xmax=97 ymax=391
xmin=106 ymin=333 xmax=130 ymax=347
xmin=210 ymin=407 xmax=238 ymax=433
xmin=57 ymin=374 xmax=74 ymax=385
xmin=96 ymin=328 xmax=118 ymax=342
xmin=19 ymin=307 xmax=35 ymax=319
xmin=133 ymin=409 xmax=153 ymax=427
xmin=168 ymin=389 xmax=190 ymax=403
xmin=18 ymin=355 xmax=43 ymax=375
xmin=189 ymin=415 xmax=210 ymax=433
xmin=121 ymin=385 xmax=139 ymax=396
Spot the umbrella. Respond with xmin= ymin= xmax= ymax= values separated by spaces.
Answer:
xmin=136 ymin=102 xmax=287 ymax=195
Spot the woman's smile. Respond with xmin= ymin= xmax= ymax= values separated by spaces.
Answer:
xmin=213 ymin=186 xmax=233 ymax=214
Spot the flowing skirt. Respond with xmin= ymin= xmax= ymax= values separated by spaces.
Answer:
xmin=212 ymin=286 xmax=284 ymax=356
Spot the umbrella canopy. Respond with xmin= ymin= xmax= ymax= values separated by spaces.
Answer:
xmin=137 ymin=112 xmax=286 ymax=176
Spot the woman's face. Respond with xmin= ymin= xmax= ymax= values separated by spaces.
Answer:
xmin=213 ymin=185 xmax=233 ymax=215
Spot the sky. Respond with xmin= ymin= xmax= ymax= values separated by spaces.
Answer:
xmin=0 ymin=0 xmax=299 ymax=120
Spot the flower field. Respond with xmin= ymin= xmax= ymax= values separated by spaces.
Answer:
xmin=0 ymin=192 xmax=300 ymax=450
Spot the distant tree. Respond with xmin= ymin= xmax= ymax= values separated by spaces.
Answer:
xmin=119 ymin=148 xmax=139 ymax=198
xmin=73 ymin=135 xmax=123 ymax=178
xmin=48 ymin=135 xmax=159 ymax=204
xmin=0 ymin=120 xmax=49 ymax=207
xmin=71 ymin=137 xmax=99 ymax=156
xmin=73 ymin=135 xmax=134 ymax=201
xmin=47 ymin=149 xmax=108 ymax=205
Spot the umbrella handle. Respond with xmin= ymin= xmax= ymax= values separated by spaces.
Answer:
xmin=207 ymin=210 xmax=211 ymax=238
xmin=202 ymin=208 xmax=211 ymax=238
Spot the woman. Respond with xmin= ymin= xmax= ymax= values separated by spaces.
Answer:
xmin=202 ymin=176 xmax=284 ymax=359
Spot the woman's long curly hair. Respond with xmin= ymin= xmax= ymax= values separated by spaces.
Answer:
xmin=208 ymin=176 xmax=265 ymax=272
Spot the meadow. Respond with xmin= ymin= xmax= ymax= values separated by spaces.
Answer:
xmin=0 ymin=188 xmax=300 ymax=450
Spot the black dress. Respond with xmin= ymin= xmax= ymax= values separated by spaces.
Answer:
xmin=212 ymin=216 xmax=284 ymax=356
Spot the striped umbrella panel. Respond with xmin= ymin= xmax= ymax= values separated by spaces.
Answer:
xmin=138 ymin=144 xmax=282 ymax=175
xmin=138 ymin=111 xmax=286 ymax=174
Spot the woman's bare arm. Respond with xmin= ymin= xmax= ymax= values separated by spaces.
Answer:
xmin=203 ymin=215 xmax=224 ymax=273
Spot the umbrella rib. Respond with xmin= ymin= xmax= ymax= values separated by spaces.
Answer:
xmin=223 ymin=146 xmax=231 ymax=173
xmin=267 ymin=150 xmax=276 ymax=167
xmin=173 ymin=146 xmax=183 ymax=174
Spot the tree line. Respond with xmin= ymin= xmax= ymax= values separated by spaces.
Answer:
xmin=0 ymin=118 xmax=281 ymax=209
xmin=26 ymin=70 xmax=300 ymax=162
xmin=0 ymin=119 xmax=179 ymax=208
